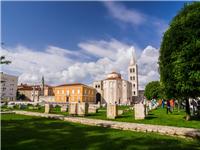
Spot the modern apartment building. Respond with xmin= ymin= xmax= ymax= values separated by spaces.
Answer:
xmin=0 ymin=72 xmax=18 ymax=101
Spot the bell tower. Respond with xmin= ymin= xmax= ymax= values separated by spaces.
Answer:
xmin=128 ymin=47 xmax=138 ymax=97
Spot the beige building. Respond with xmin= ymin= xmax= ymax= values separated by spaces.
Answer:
xmin=0 ymin=72 xmax=18 ymax=101
xmin=17 ymin=84 xmax=54 ymax=102
xmin=53 ymin=83 xmax=96 ymax=104
xmin=93 ymin=72 xmax=132 ymax=105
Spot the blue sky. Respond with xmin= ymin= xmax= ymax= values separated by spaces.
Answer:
xmin=1 ymin=1 xmax=188 ymax=89
xmin=2 ymin=1 xmax=185 ymax=50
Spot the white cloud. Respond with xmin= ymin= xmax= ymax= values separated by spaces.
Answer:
xmin=137 ymin=46 xmax=160 ymax=89
xmin=1 ymin=39 xmax=159 ymax=90
xmin=104 ymin=2 xmax=146 ymax=26
xmin=104 ymin=2 xmax=168 ymax=36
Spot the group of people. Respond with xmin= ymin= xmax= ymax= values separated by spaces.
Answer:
xmin=161 ymin=99 xmax=174 ymax=114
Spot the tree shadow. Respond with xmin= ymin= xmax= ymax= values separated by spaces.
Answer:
xmin=2 ymin=115 xmax=200 ymax=150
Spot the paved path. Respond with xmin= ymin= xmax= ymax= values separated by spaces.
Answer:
xmin=12 ymin=110 xmax=200 ymax=139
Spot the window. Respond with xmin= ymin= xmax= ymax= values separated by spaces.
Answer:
xmin=62 ymin=90 xmax=64 ymax=94
xmin=130 ymin=68 xmax=132 ymax=73
xmin=72 ymin=89 xmax=75 ymax=94
xmin=133 ymin=84 xmax=135 ymax=88
xmin=95 ymin=85 xmax=97 ymax=88
xmin=98 ymin=85 xmax=100 ymax=88
xmin=130 ymin=77 xmax=132 ymax=80
xmin=133 ymin=68 xmax=135 ymax=73
xmin=133 ymin=76 xmax=135 ymax=80
xmin=66 ymin=90 xmax=69 ymax=95
xmin=85 ymin=89 xmax=87 ymax=95
xmin=133 ymin=91 xmax=136 ymax=95
xmin=57 ymin=90 xmax=59 ymax=94
xmin=78 ymin=89 xmax=80 ymax=94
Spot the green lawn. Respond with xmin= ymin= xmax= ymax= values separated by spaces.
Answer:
xmin=2 ymin=105 xmax=200 ymax=129
xmin=86 ymin=107 xmax=200 ymax=129
xmin=1 ymin=114 xmax=200 ymax=150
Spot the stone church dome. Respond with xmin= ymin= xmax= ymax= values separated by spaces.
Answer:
xmin=106 ymin=72 xmax=121 ymax=80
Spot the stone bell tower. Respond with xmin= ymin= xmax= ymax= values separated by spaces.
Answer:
xmin=128 ymin=47 xmax=138 ymax=97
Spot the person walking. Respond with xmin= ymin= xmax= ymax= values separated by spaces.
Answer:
xmin=167 ymin=100 xmax=172 ymax=114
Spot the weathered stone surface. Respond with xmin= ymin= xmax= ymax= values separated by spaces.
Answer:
xmin=61 ymin=105 xmax=67 ymax=112
xmin=77 ymin=102 xmax=88 ymax=116
xmin=107 ymin=104 xmax=118 ymax=119
xmin=45 ymin=103 xmax=51 ymax=114
xmin=118 ymin=110 xmax=124 ymax=115
xmin=134 ymin=103 xmax=145 ymax=120
xmin=69 ymin=103 xmax=77 ymax=115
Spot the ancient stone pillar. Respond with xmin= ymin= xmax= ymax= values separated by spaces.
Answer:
xmin=69 ymin=102 xmax=77 ymax=115
xmin=107 ymin=104 xmax=118 ymax=119
xmin=45 ymin=103 xmax=51 ymax=114
xmin=77 ymin=102 xmax=88 ymax=116
xmin=134 ymin=103 xmax=145 ymax=120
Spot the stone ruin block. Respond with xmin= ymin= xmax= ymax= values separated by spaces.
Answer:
xmin=134 ymin=103 xmax=145 ymax=120
xmin=61 ymin=105 xmax=67 ymax=112
xmin=45 ymin=103 xmax=52 ymax=114
xmin=77 ymin=102 xmax=88 ymax=116
xmin=69 ymin=102 xmax=78 ymax=115
xmin=107 ymin=104 xmax=118 ymax=119
xmin=118 ymin=110 xmax=124 ymax=115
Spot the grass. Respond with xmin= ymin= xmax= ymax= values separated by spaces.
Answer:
xmin=2 ymin=105 xmax=200 ymax=129
xmin=1 ymin=114 xmax=200 ymax=150
xmin=86 ymin=106 xmax=200 ymax=129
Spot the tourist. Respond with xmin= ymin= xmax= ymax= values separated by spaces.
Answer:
xmin=167 ymin=100 xmax=172 ymax=114
xmin=162 ymin=99 xmax=165 ymax=108
xmin=170 ymin=99 xmax=174 ymax=112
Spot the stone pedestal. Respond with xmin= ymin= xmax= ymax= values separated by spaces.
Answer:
xmin=45 ymin=103 xmax=51 ymax=114
xmin=61 ymin=105 xmax=67 ymax=112
xmin=77 ymin=102 xmax=88 ymax=116
xmin=69 ymin=103 xmax=77 ymax=115
xmin=107 ymin=104 xmax=118 ymax=119
xmin=134 ymin=103 xmax=145 ymax=120
xmin=118 ymin=110 xmax=123 ymax=115
xmin=88 ymin=105 xmax=98 ymax=113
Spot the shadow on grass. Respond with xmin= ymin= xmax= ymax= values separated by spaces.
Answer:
xmin=2 ymin=114 xmax=200 ymax=150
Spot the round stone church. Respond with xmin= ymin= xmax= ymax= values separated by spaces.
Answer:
xmin=93 ymin=47 xmax=138 ymax=105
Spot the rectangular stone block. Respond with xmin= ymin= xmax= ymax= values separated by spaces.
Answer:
xmin=77 ymin=102 xmax=88 ymax=116
xmin=118 ymin=110 xmax=123 ymax=115
xmin=107 ymin=104 xmax=118 ymax=119
xmin=61 ymin=105 xmax=67 ymax=112
xmin=134 ymin=103 xmax=145 ymax=120
xmin=45 ymin=103 xmax=51 ymax=114
xmin=88 ymin=107 xmax=98 ymax=113
xmin=69 ymin=103 xmax=78 ymax=115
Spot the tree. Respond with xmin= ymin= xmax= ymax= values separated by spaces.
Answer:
xmin=159 ymin=2 xmax=200 ymax=120
xmin=144 ymin=81 xmax=163 ymax=100
xmin=1 ymin=42 xmax=11 ymax=65
xmin=0 ymin=56 xmax=11 ymax=65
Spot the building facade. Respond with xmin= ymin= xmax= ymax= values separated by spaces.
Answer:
xmin=53 ymin=83 xmax=96 ymax=103
xmin=17 ymin=84 xmax=54 ymax=102
xmin=0 ymin=72 xmax=18 ymax=101
xmin=93 ymin=72 xmax=132 ymax=105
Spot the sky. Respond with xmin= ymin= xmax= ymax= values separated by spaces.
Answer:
xmin=1 ymin=1 xmax=187 ymax=89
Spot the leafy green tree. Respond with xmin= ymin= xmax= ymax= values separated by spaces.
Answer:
xmin=0 ymin=56 xmax=11 ymax=65
xmin=16 ymin=91 xmax=26 ymax=101
xmin=159 ymin=2 xmax=200 ymax=120
xmin=144 ymin=81 xmax=163 ymax=100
